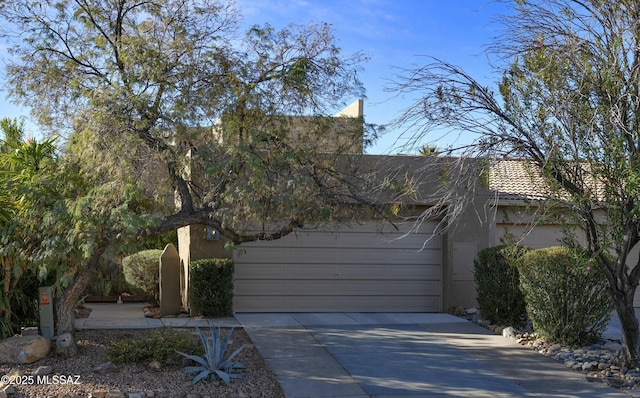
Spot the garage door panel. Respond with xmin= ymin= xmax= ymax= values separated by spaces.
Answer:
xmin=236 ymin=249 xmax=286 ymax=263
xmin=238 ymin=248 xmax=440 ymax=265
xmin=234 ymin=296 xmax=442 ymax=312
xmin=240 ymin=231 xmax=440 ymax=250
xmin=306 ymin=233 xmax=441 ymax=250
xmin=235 ymin=264 xmax=288 ymax=278
xmin=233 ymin=221 xmax=443 ymax=312
xmin=236 ymin=280 xmax=441 ymax=296
xmin=236 ymin=263 xmax=441 ymax=280
xmin=338 ymin=264 xmax=441 ymax=280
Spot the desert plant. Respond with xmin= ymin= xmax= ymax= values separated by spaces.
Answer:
xmin=474 ymin=245 xmax=529 ymax=327
xmin=122 ymin=250 xmax=162 ymax=305
xmin=190 ymin=259 xmax=234 ymax=317
xmin=106 ymin=328 xmax=199 ymax=364
xmin=177 ymin=326 xmax=245 ymax=386
xmin=516 ymin=246 xmax=613 ymax=346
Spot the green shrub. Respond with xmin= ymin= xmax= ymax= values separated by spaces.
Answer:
xmin=106 ymin=328 xmax=200 ymax=364
xmin=190 ymin=258 xmax=234 ymax=317
xmin=122 ymin=250 xmax=162 ymax=305
xmin=474 ymin=245 xmax=529 ymax=327
xmin=516 ymin=246 xmax=613 ymax=346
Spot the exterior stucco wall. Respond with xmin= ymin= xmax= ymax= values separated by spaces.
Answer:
xmin=442 ymin=200 xmax=497 ymax=310
xmin=177 ymin=224 xmax=232 ymax=313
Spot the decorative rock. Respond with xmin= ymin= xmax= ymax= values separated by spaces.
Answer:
xmin=464 ymin=308 xmax=640 ymax=390
xmin=147 ymin=360 xmax=161 ymax=370
xmin=605 ymin=341 xmax=623 ymax=352
xmin=56 ymin=333 xmax=77 ymax=357
xmin=3 ymin=385 xmax=14 ymax=395
xmin=0 ymin=335 xmax=51 ymax=364
xmin=93 ymin=362 xmax=117 ymax=374
xmin=144 ymin=392 xmax=155 ymax=398
xmin=549 ymin=343 xmax=561 ymax=352
xmin=32 ymin=365 xmax=53 ymax=376
xmin=7 ymin=370 xmax=23 ymax=378
xmin=127 ymin=393 xmax=145 ymax=398
xmin=91 ymin=392 xmax=107 ymax=398
xmin=105 ymin=391 xmax=125 ymax=398
xmin=502 ymin=326 xmax=515 ymax=340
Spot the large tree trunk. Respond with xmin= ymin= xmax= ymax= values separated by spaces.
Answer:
xmin=56 ymin=244 xmax=107 ymax=356
xmin=54 ymin=265 xmax=98 ymax=356
xmin=613 ymin=286 xmax=640 ymax=366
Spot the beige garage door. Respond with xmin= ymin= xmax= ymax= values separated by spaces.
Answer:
xmin=233 ymin=221 xmax=442 ymax=312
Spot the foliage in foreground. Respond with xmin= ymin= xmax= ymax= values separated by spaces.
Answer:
xmin=0 ymin=119 xmax=58 ymax=338
xmin=474 ymin=245 xmax=529 ymax=327
xmin=517 ymin=246 xmax=613 ymax=346
xmin=177 ymin=326 xmax=245 ymax=386
xmin=389 ymin=0 xmax=640 ymax=365
xmin=0 ymin=0 xmax=381 ymax=350
xmin=105 ymin=328 xmax=199 ymax=365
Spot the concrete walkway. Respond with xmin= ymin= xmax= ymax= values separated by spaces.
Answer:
xmin=76 ymin=304 xmax=640 ymax=398
xmin=74 ymin=302 xmax=239 ymax=329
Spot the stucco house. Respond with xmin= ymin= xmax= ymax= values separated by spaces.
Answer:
xmin=176 ymin=101 xmax=615 ymax=313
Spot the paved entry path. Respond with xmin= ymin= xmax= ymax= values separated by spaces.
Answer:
xmin=235 ymin=313 xmax=640 ymax=398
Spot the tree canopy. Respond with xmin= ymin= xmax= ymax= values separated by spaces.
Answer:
xmin=391 ymin=0 xmax=640 ymax=365
xmin=0 ymin=0 xmax=383 ymax=345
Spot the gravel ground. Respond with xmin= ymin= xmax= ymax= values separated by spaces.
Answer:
xmin=0 ymin=328 xmax=284 ymax=398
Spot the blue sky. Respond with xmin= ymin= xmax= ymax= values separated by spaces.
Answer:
xmin=0 ymin=0 xmax=507 ymax=154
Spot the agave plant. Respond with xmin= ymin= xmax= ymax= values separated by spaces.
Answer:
xmin=177 ymin=326 xmax=245 ymax=385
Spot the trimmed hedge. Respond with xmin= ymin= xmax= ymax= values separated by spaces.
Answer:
xmin=190 ymin=258 xmax=234 ymax=317
xmin=516 ymin=246 xmax=613 ymax=346
xmin=122 ymin=250 xmax=162 ymax=305
xmin=474 ymin=245 xmax=528 ymax=327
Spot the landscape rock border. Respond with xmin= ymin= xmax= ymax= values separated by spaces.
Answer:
xmin=459 ymin=307 xmax=639 ymax=391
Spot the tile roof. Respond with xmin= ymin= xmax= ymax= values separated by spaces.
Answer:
xmin=487 ymin=159 xmax=606 ymax=202
xmin=488 ymin=160 xmax=552 ymax=201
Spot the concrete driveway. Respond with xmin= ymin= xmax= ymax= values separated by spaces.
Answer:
xmin=235 ymin=313 xmax=638 ymax=398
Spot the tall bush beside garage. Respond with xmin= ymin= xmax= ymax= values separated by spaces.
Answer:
xmin=190 ymin=258 xmax=234 ymax=317
xmin=474 ymin=245 xmax=528 ymax=327
xmin=516 ymin=246 xmax=613 ymax=346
